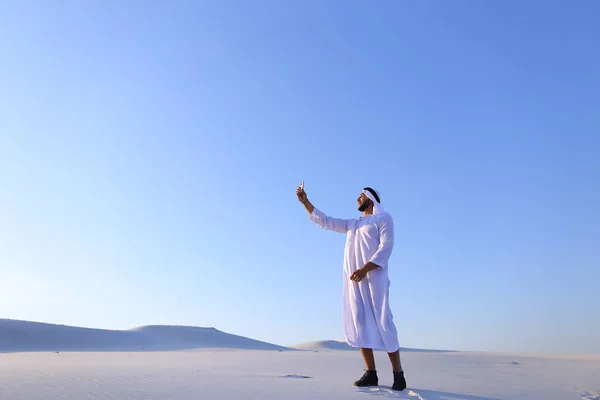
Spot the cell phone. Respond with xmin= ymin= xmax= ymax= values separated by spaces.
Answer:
xmin=300 ymin=181 xmax=304 ymax=191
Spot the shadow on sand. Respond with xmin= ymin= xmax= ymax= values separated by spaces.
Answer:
xmin=356 ymin=386 xmax=500 ymax=400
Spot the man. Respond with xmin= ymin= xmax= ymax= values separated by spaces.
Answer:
xmin=296 ymin=184 xmax=406 ymax=391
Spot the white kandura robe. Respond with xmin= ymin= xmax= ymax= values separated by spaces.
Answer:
xmin=309 ymin=208 xmax=400 ymax=352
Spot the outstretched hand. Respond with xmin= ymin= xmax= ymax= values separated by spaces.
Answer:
xmin=296 ymin=182 xmax=314 ymax=215
xmin=296 ymin=185 xmax=308 ymax=204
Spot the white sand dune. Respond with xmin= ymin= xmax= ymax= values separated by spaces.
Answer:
xmin=292 ymin=339 xmax=454 ymax=353
xmin=0 ymin=348 xmax=598 ymax=400
xmin=0 ymin=319 xmax=289 ymax=352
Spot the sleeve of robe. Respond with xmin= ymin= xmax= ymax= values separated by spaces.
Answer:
xmin=369 ymin=215 xmax=394 ymax=268
xmin=309 ymin=207 xmax=355 ymax=234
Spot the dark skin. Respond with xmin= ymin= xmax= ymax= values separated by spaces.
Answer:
xmin=296 ymin=184 xmax=404 ymax=373
xmin=362 ymin=348 xmax=402 ymax=373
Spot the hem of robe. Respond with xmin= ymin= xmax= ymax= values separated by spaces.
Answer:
xmin=345 ymin=339 xmax=400 ymax=353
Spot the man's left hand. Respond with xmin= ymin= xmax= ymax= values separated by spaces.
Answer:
xmin=350 ymin=262 xmax=381 ymax=282
xmin=350 ymin=268 xmax=368 ymax=282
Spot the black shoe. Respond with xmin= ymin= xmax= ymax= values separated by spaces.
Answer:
xmin=354 ymin=369 xmax=378 ymax=387
xmin=392 ymin=371 xmax=406 ymax=391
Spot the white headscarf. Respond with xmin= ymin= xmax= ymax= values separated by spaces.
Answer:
xmin=362 ymin=188 xmax=387 ymax=215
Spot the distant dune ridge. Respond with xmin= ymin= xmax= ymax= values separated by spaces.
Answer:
xmin=0 ymin=319 xmax=289 ymax=352
xmin=0 ymin=319 xmax=450 ymax=353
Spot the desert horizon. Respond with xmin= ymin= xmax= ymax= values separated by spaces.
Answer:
xmin=4 ymin=318 xmax=598 ymax=357
xmin=1 ymin=317 xmax=599 ymax=400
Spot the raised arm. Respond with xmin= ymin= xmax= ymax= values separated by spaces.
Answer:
xmin=298 ymin=193 xmax=315 ymax=215
xmin=309 ymin=207 xmax=354 ymax=233
xmin=296 ymin=184 xmax=353 ymax=234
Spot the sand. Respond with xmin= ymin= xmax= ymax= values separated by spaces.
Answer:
xmin=1 ymin=319 xmax=599 ymax=400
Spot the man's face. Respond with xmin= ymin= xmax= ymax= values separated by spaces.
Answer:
xmin=357 ymin=192 xmax=372 ymax=212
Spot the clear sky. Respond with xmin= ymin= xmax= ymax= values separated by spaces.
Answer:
xmin=1 ymin=0 xmax=599 ymax=353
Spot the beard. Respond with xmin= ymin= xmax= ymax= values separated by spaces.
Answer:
xmin=358 ymin=198 xmax=371 ymax=212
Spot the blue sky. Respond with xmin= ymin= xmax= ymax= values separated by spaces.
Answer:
xmin=1 ymin=0 xmax=598 ymax=353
